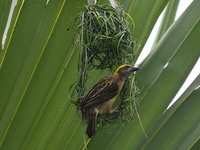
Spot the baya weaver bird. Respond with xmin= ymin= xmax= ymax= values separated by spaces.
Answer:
xmin=78 ymin=64 xmax=139 ymax=138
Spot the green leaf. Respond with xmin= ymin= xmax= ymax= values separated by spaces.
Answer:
xmin=143 ymin=88 xmax=200 ymax=149
xmin=0 ymin=0 xmax=199 ymax=149
xmin=143 ymin=74 xmax=200 ymax=145
xmin=0 ymin=0 xmax=25 ymax=64
xmin=154 ymin=0 xmax=180 ymax=43
xmin=125 ymin=0 xmax=169 ymax=57
xmin=0 ymin=0 xmax=84 ymax=149
xmin=191 ymin=139 xmax=200 ymax=150
xmin=138 ymin=0 xmax=200 ymax=93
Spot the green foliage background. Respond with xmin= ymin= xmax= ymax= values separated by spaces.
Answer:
xmin=0 ymin=0 xmax=199 ymax=149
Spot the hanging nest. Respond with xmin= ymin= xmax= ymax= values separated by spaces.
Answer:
xmin=71 ymin=4 xmax=140 ymax=130
xmin=79 ymin=5 xmax=136 ymax=70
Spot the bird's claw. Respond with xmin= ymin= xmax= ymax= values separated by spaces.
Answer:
xmin=119 ymin=104 xmax=124 ymax=109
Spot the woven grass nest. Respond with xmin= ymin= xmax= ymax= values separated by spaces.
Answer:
xmin=79 ymin=4 xmax=136 ymax=70
xmin=73 ymin=4 xmax=140 ymax=129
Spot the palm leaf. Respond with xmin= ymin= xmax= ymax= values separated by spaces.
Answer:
xmin=0 ymin=0 xmax=199 ymax=149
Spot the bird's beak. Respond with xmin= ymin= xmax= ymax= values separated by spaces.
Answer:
xmin=130 ymin=66 xmax=139 ymax=72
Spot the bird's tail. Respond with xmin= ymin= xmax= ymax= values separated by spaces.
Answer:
xmin=86 ymin=113 xmax=96 ymax=138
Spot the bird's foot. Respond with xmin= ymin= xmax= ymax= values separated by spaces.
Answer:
xmin=110 ymin=104 xmax=124 ymax=114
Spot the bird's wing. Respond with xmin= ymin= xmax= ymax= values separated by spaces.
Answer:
xmin=79 ymin=76 xmax=119 ymax=110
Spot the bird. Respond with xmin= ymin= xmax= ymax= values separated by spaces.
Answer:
xmin=78 ymin=64 xmax=139 ymax=138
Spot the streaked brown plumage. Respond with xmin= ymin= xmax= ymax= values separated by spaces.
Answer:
xmin=78 ymin=64 xmax=139 ymax=138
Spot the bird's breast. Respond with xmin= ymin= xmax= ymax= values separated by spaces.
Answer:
xmin=97 ymin=95 xmax=118 ymax=114
xmin=97 ymin=80 xmax=124 ymax=114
